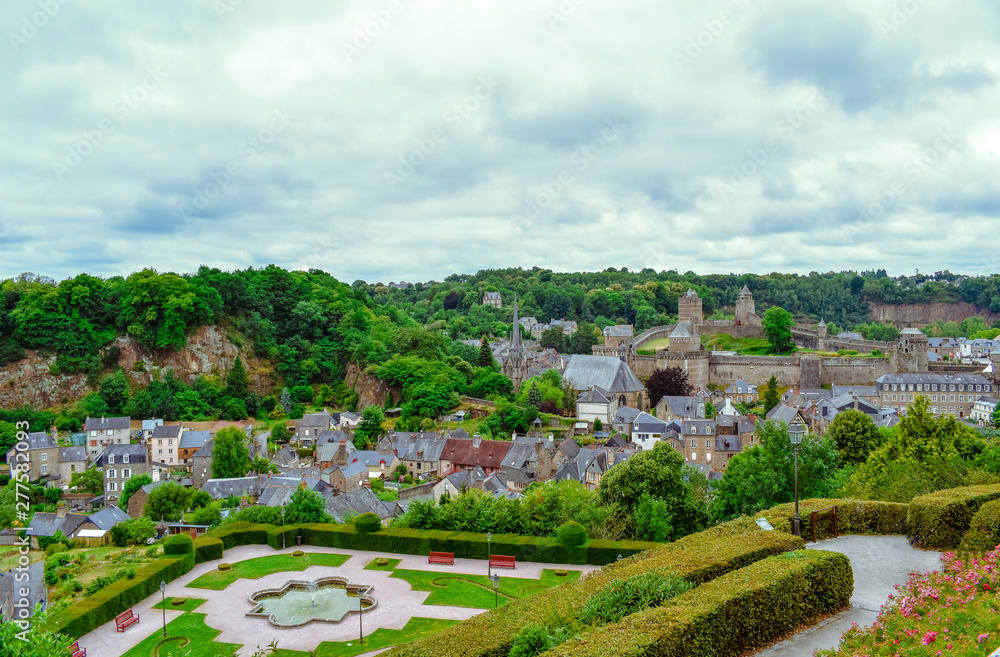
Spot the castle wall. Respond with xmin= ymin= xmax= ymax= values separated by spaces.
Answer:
xmin=708 ymin=355 xmax=802 ymax=387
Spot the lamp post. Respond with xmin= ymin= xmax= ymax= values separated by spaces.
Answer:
xmin=487 ymin=531 xmax=492 ymax=579
xmin=159 ymin=581 xmax=167 ymax=638
xmin=281 ymin=505 xmax=286 ymax=550
xmin=358 ymin=594 xmax=364 ymax=645
xmin=491 ymin=573 xmax=501 ymax=609
xmin=789 ymin=424 xmax=805 ymax=537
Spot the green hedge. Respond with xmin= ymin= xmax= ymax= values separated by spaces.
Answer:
xmin=383 ymin=517 xmax=803 ymax=657
xmin=754 ymin=498 xmax=909 ymax=540
xmin=53 ymin=556 xmax=192 ymax=639
xmin=965 ymin=498 xmax=1000 ymax=552
xmin=193 ymin=536 xmax=224 ymax=564
xmin=908 ymin=485 xmax=1000 ymax=550
xmin=206 ymin=522 xmax=272 ymax=549
xmin=542 ymin=550 xmax=852 ymax=657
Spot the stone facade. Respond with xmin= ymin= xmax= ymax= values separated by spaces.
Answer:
xmin=678 ymin=289 xmax=704 ymax=326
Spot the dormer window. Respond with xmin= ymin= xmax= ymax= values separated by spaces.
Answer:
xmin=123 ymin=454 xmax=129 ymax=464
xmin=108 ymin=455 xmax=114 ymax=464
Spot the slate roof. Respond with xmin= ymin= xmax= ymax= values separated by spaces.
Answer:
xmin=258 ymin=477 xmax=328 ymax=507
xmin=725 ymin=380 xmax=756 ymax=394
xmin=392 ymin=432 xmax=448 ymax=462
xmin=632 ymin=412 xmax=667 ymax=434
xmin=832 ymin=385 xmax=878 ymax=398
xmin=19 ymin=432 xmax=58 ymax=451
xmin=316 ymin=430 xmax=352 ymax=446
xmin=603 ymin=325 xmax=634 ymax=337
xmin=441 ymin=438 xmax=512 ymax=470
xmin=178 ymin=430 xmax=211 ymax=450
xmin=447 ymin=428 xmax=471 ymax=441
xmin=88 ymin=506 xmax=130 ymax=530
xmin=669 ymin=321 xmax=698 ymax=339
xmin=577 ymin=387 xmax=613 ymax=404
xmin=613 ymin=406 xmax=643 ymax=424
xmin=24 ymin=511 xmax=88 ymax=537
xmin=558 ymin=438 xmax=581 ymax=459
xmin=553 ymin=461 xmax=580 ymax=482
xmin=766 ymin=405 xmax=805 ymax=426
xmin=298 ymin=412 xmax=333 ymax=428
xmin=85 ymin=417 xmax=130 ymax=431
xmin=657 ymin=396 xmax=703 ymax=418
xmin=562 ymin=356 xmax=645 ymax=394
xmin=273 ymin=446 xmax=299 ymax=466
xmin=338 ymin=461 xmax=369 ymax=479
xmin=60 ymin=446 xmax=87 ymax=462
xmin=326 ymin=488 xmax=392 ymax=521
xmin=348 ymin=450 xmax=395 ymax=468
xmin=94 ymin=444 xmax=147 ymax=466
xmin=829 ymin=394 xmax=879 ymax=414
xmin=606 ymin=434 xmax=628 ymax=449
xmin=444 ymin=466 xmax=489 ymax=492
xmin=193 ymin=438 xmax=214 ymax=459
xmin=876 ymin=373 xmax=991 ymax=386
xmin=679 ymin=419 xmax=716 ymax=435
xmin=151 ymin=425 xmax=182 ymax=439
xmin=201 ymin=476 xmax=264 ymax=500
xmin=500 ymin=441 xmax=538 ymax=469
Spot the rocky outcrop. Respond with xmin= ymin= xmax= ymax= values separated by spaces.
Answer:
xmin=344 ymin=361 xmax=399 ymax=410
xmin=0 ymin=325 xmax=271 ymax=409
xmin=867 ymin=301 xmax=1000 ymax=327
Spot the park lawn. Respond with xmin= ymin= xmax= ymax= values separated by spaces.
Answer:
xmin=120 ymin=613 xmax=240 ymax=657
xmin=186 ymin=552 xmax=351 ymax=590
xmin=152 ymin=597 xmax=207 ymax=612
xmin=364 ymin=557 xmax=401 ymax=572
xmin=641 ymin=338 xmax=671 ymax=352
xmin=389 ymin=568 xmax=580 ymax=609
xmin=272 ymin=617 xmax=461 ymax=657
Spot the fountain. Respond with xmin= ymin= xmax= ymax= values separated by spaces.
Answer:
xmin=246 ymin=576 xmax=377 ymax=628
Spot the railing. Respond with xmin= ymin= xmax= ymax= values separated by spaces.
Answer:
xmin=809 ymin=505 xmax=838 ymax=543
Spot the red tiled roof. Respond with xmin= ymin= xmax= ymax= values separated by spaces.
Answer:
xmin=442 ymin=438 xmax=513 ymax=469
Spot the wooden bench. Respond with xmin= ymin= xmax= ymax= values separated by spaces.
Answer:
xmin=115 ymin=609 xmax=139 ymax=632
xmin=428 ymin=551 xmax=455 ymax=565
xmin=70 ymin=642 xmax=86 ymax=657
xmin=490 ymin=555 xmax=516 ymax=569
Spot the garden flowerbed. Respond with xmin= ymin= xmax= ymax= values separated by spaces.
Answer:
xmin=818 ymin=547 xmax=1000 ymax=656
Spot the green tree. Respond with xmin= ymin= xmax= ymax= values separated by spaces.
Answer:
xmin=0 ymin=481 xmax=16 ymax=528
xmin=212 ymin=426 xmax=250 ymax=479
xmin=711 ymin=421 xmax=842 ymax=520
xmin=0 ymin=604 xmax=74 ymax=657
xmin=119 ymin=473 xmax=153 ymax=510
xmin=110 ymin=516 xmax=156 ymax=546
xmin=99 ymin=369 xmax=131 ymax=415
xmin=593 ymin=417 xmax=603 ymax=433
xmin=468 ymin=368 xmax=514 ymax=400
xmin=762 ymin=375 xmax=780 ymax=412
xmin=827 ymin=409 xmax=881 ymax=465
xmin=192 ymin=501 xmax=223 ymax=526
xmin=478 ymin=337 xmax=495 ymax=368
xmin=271 ymin=422 xmax=290 ymax=443
xmin=539 ymin=326 xmax=565 ymax=352
xmin=993 ymin=405 xmax=1000 ymax=428
xmin=284 ymin=487 xmax=329 ymax=524
xmin=633 ymin=494 xmax=672 ymax=542
xmin=355 ymin=405 xmax=387 ymax=448
xmin=526 ymin=382 xmax=543 ymax=409
xmin=70 ymin=468 xmax=104 ymax=494
xmin=762 ymin=306 xmax=795 ymax=353
xmin=226 ymin=356 xmax=249 ymax=399
xmin=0 ymin=421 xmax=16 ymax=458
xmin=144 ymin=482 xmax=190 ymax=521
xmin=249 ymin=455 xmax=279 ymax=474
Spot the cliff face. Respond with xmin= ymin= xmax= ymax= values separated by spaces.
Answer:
xmin=867 ymin=301 xmax=1000 ymax=327
xmin=344 ymin=361 xmax=400 ymax=410
xmin=0 ymin=325 xmax=271 ymax=409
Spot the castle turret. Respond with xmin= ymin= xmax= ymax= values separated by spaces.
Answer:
xmin=818 ymin=319 xmax=827 ymax=352
xmin=897 ymin=328 xmax=929 ymax=373
xmin=678 ymin=289 xmax=704 ymax=326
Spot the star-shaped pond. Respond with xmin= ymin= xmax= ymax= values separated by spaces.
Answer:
xmin=246 ymin=576 xmax=377 ymax=628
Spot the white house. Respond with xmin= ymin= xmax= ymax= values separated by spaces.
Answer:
xmin=576 ymin=387 xmax=617 ymax=425
xmin=630 ymin=412 xmax=668 ymax=451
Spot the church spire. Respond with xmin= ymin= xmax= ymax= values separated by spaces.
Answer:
xmin=511 ymin=294 xmax=523 ymax=350
xmin=504 ymin=294 xmax=528 ymax=392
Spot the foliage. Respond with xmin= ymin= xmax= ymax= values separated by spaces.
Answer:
xmin=762 ymin=306 xmax=795 ymax=353
xmin=644 ymin=366 xmax=693 ymax=404
xmin=509 ymin=625 xmax=574 ymax=657
xmin=633 ymin=494 xmax=673 ymax=542
xmin=225 ymin=355 xmax=249 ymax=399
xmin=284 ymin=487 xmax=330 ymax=524
xmin=355 ymin=405 xmax=387 ymax=448
xmin=478 ymin=337 xmax=495 ymax=368
xmin=192 ymin=501 xmax=223 ymax=527
xmin=907 ymin=484 xmax=1000 ymax=550
xmin=482 ymin=400 xmax=528 ymax=437
xmin=0 ymin=605 xmax=75 ymax=657
xmin=118 ymin=473 xmax=153 ymax=510
xmin=98 ymin=369 xmax=131 ymax=415
xmin=555 ymin=521 xmax=588 ymax=548
xmin=211 ymin=426 xmax=249 ymax=479
xmin=578 ymin=568 xmax=692 ymax=626
xmin=70 ymin=469 xmax=103 ymax=495
xmin=248 ymin=455 xmax=278 ymax=474
xmin=964 ymin=498 xmax=1000 ymax=552
xmin=355 ymin=512 xmax=382 ymax=533
xmin=753 ymin=498 xmax=909 ymax=539
xmin=144 ymin=482 xmax=190 ymax=522
xmin=827 ymin=408 xmax=882 ymax=465
xmin=762 ymin=375 xmax=780 ymax=412
xmin=711 ymin=421 xmax=842 ymax=521
xmin=110 ymin=516 xmax=156 ymax=546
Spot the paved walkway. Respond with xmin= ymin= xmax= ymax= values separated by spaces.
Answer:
xmin=755 ymin=535 xmax=943 ymax=656
xmin=76 ymin=545 xmax=598 ymax=656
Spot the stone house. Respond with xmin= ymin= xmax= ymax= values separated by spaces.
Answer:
xmin=328 ymin=460 xmax=368 ymax=492
xmin=482 ymin=291 xmax=502 ymax=308
xmin=390 ymin=432 xmax=448 ymax=481
xmin=84 ymin=416 xmax=131 ymax=460
xmin=296 ymin=411 xmax=334 ymax=442
xmin=94 ymin=444 xmax=149 ymax=507
xmin=678 ymin=419 xmax=717 ymax=467
xmin=56 ymin=446 xmax=88 ymax=488
xmin=876 ymin=373 xmax=993 ymax=418
xmin=603 ymin=325 xmax=634 ymax=347
xmin=440 ymin=434 xmax=513 ymax=476
xmin=178 ymin=430 xmax=211 ymax=468
xmin=655 ymin=396 xmax=706 ymax=422
xmin=612 ymin=406 xmax=642 ymax=439
xmin=5 ymin=430 xmax=59 ymax=482
xmin=344 ymin=450 xmax=401 ymax=480
xmin=724 ymin=379 xmax=758 ymax=405
xmin=191 ymin=439 xmax=215 ymax=489
xmin=563 ymin=355 xmax=648 ymax=410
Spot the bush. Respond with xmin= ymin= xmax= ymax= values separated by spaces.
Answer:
xmin=555 ymin=521 xmax=588 ymax=548
xmin=193 ymin=536 xmax=224 ymax=564
xmin=578 ymin=568 xmax=692 ymax=626
xmin=908 ymin=484 xmax=1000 ymax=549
xmin=754 ymin=498 xmax=909 ymax=540
xmin=964 ymin=498 xmax=1000 ymax=552
xmin=205 ymin=522 xmax=272 ymax=549
xmin=163 ymin=533 xmax=194 ymax=557
xmin=355 ymin=513 xmax=382 ymax=534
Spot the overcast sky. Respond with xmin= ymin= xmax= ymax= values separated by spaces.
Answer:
xmin=2 ymin=0 xmax=999 ymax=284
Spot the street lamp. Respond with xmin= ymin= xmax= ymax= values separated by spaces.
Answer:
xmin=281 ymin=506 xmax=286 ymax=550
xmin=490 ymin=573 xmax=501 ymax=609
xmin=159 ymin=581 xmax=167 ymax=638
xmin=358 ymin=593 xmax=364 ymax=645
xmin=788 ymin=424 xmax=805 ymax=537
xmin=487 ymin=531 xmax=492 ymax=579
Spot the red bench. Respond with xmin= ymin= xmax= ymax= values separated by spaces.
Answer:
xmin=490 ymin=555 xmax=516 ymax=569
xmin=115 ymin=609 xmax=139 ymax=632
xmin=428 ymin=551 xmax=455 ymax=565
xmin=70 ymin=642 xmax=86 ymax=657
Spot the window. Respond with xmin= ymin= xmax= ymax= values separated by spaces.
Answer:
xmin=122 ymin=468 xmax=131 ymax=478
xmin=959 ymin=385 xmax=965 ymax=392
xmin=41 ymin=453 xmax=47 ymax=461
xmin=959 ymin=395 xmax=965 ymax=403
xmin=932 ymin=394 xmax=938 ymax=402
xmin=108 ymin=455 xmax=114 ymax=464
xmin=107 ymin=469 xmax=116 ymax=479
xmin=90 ymin=440 xmax=97 ymax=447
xmin=41 ymin=464 xmax=47 ymax=475
xmin=892 ymin=384 xmax=898 ymax=391
xmin=950 ymin=385 xmax=956 ymax=391
xmin=304 ymin=430 xmax=309 ymax=436
xmin=908 ymin=384 xmax=914 ymax=391
xmin=705 ymin=439 xmax=712 ymax=448
xmin=158 ymin=449 xmax=163 ymax=455
xmin=168 ymin=449 xmax=173 ymax=454
xmin=158 ymin=440 xmax=162 ymax=446
xmin=90 ymin=430 xmax=97 ymax=437
xmin=892 ymin=394 xmax=898 ymax=401
xmin=123 ymin=454 xmax=129 ymax=464
xmin=950 ymin=395 xmax=956 ymax=402
xmin=690 ymin=439 xmax=696 ymax=448
xmin=70 ymin=465 xmax=75 ymax=472
xmin=932 ymin=407 xmax=938 ymax=414
xmin=916 ymin=384 xmax=922 ymax=392
xmin=932 ymin=384 xmax=938 ymax=391
xmin=108 ymin=482 xmax=117 ymax=492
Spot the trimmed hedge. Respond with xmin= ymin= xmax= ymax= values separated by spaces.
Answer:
xmin=555 ymin=521 xmax=588 ymax=548
xmin=383 ymin=517 xmax=803 ymax=657
xmin=908 ymin=485 xmax=1000 ymax=549
xmin=542 ymin=550 xmax=852 ymax=657
xmin=53 ymin=557 xmax=192 ymax=638
xmin=193 ymin=536 xmax=224 ymax=564
xmin=206 ymin=522 xmax=272 ymax=549
xmin=965 ymin=498 xmax=1000 ymax=552
xmin=163 ymin=532 xmax=194 ymax=556
xmin=754 ymin=498 xmax=909 ymax=540
xmin=355 ymin=512 xmax=382 ymax=534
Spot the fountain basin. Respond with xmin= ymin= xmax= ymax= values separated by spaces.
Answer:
xmin=246 ymin=576 xmax=377 ymax=628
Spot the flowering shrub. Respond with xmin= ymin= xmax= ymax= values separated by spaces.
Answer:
xmin=817 ymin=546 xmax=1000 ymax=656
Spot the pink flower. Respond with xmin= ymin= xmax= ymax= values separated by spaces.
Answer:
xmin=979 ymin=634 xmax=990 ymax=643
xmin=923 ymin=631 xmax=938 ymax=645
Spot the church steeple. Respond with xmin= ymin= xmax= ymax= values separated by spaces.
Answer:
xmin=510 ymin=295 xmax=523 ymax=350
xmin=504 ymin=295 xmax=528 ymax=392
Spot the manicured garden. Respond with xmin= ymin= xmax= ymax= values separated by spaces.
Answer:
xmin=186 ymin=552 xmax=351 ymax=590
xmin=120 ymin=612 xmax=240 ymax=657
xmin=388 ymin=567 xmax=581 ymax=609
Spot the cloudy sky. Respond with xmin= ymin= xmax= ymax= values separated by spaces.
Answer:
xmin=2 ymin=0 xmax=999 ymax=284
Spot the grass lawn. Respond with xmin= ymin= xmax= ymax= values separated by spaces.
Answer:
xmin=152 ymin=597 xmax=207 ymax=612
xmin=641 ymin=338 xmax=671 ymax=352
xmin=364 ymin=558 xmax=401 ymax=572
xmin=389 ymin=568 xmax=580 ymax=609
xmin=120 ymin=613 xmax=240 ymax=657
xmin=272 ymin=617 xmax=461 ymax=657
xmin=187 ymin=553 xmax=351 ymax=590
xmin=0 ymin=546 xmax=44 ymax=571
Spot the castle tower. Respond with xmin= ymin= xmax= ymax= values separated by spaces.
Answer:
xmin=735 ymin=285 xmax=755 ymax=324
xmin=504 ymin=296 xmax=529 ymax=391
xmin=818 ymin=319 xmax=827 ymax=352
xmin=678 ymin=289 xmax=703 ymax=326
xmin=897 ymin=328 xmax=929 ymax=373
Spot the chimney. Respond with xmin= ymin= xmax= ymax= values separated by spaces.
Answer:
xmin=51 ymin=426 xmax=58 ymax=442
xmin=854 ymin=397 xmax=860 ymax=411
xmin=472 ymin=434 xmax=482 ymax=449
xmin=56 ymin=503 xmax=68 ymax=519
xmin=335 ymin=440 xmax=349 ymax=467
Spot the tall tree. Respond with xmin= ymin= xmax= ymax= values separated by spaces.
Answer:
xmin=279 ymin=387 xmax=293 ymax=413
xmin=226 ymin=356 xmax=249 ymax=399
xmin=645 ymin=366 xmax=693 ymax=405
xmin=119 ymin=473 xmax=153 ymax=510
xmin=355 ymin=405 xmax=387 ymax=448
xmin=478 ymin=337 xmax=495 ymax=368
xmin=762 ymin=306 xmax=795 ymax=353
xmin=212 ymin=426 xmax=250 ymax=479
xmin=526 ymin=382 xmax=543 ymax=409
xmin=144 ymin=482 xmax=190 ymax=521
xmin=762 ymin=375 xmax=780 ymax=412
xmin=827 ymin=409 xmax=881 ymax=465
xmin=99 ymin=369 xmax=131 ymax=415
xmin=284 ymin=487 xmax=329 ymax=524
